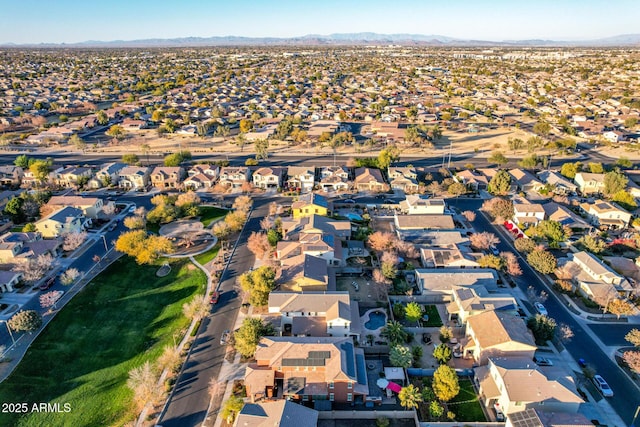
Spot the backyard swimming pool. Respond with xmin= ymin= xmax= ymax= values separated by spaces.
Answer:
xmin=364 ymin=310 xmax=387 ymax=330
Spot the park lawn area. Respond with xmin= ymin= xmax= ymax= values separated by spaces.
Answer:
xmin=448 ymin=379 xmax=486 ymax=422
xmin=194 ymin=243 xmax=220 ymax=266
xmin=420 ymin=305 xmax=443 ymax=327
xmin=200 ymin=206 xmax=227 ymax=227
xmin=0 ymin=257 xmax=206 ymax=427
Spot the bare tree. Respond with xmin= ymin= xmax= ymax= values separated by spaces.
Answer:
xmin=260 ymin=217 xmax=272 ymax=231
xmin=60 ymin=268 xmax=80 ymax=285
xmin=61 ymin=231 xmax=87 ymax=252
xmin=14 ymin=253 xmax=54 ymax=283
xmin=247 ymin=231 xmax=271 ymax=259
xmin=396 ymin=240 xmax=419 ymax=259
xmin=39 ymin=290 xmax=63 ymax=310
xmin=102 ymin=203 xmax=117 ymax=217
xmin=127 ymin=361 xmax=162 ymax=411
xmin=268 ymin=202 xmax=278 ymax=217
xmin=212 ymin=221 xmax=231 ymax=240
xmin=623 ymin=350 xmax=640 ymax=374
xmin=527 ymin=286 xmax=548 ymax=304
xmin=557 ymin=323 xmax=574 ymax=343
xmin=500 ymin=251 xmax=522 ymax=276
xmin=182 ymin=295 xmax=209 ymax=321
xmin=372 ymin=268 xmax=391 ymax=301
xmin=367 ymin=231 xmax=397 ymax=252
xmin=555 ymin=263 xmax=581 ymax=280
xmin=462 ymin=210 xmax=476 ymax=222
xmin=157 ymin=345 xmax=182 ymax=374
xmin=469 ymin=232 xmax=500 ymax=250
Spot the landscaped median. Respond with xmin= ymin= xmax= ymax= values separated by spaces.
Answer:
xmin=0 ymin=257 xmax=206 ymax=427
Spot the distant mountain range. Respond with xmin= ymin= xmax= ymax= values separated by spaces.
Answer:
xmin=3 ymin=32 xmax=640 ymax=48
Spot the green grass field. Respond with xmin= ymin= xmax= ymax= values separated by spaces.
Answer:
xmin=448 ymin=379 xmax=486 ymax=421
xmin=0 ymin=257 xmax=206 ymax=427
xmin=194 ymin=243 xmax=220 ymax=266
xmin=199 ymin=206 xmax=227 ymax=227
xmin=420 ymin=305 xmax=443 ymax=327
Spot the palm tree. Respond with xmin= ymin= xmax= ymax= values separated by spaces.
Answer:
xmin=398 ymin=384 xmax=422 ymax=409
xmin=381 ymin=320 xmax=407 ymax=345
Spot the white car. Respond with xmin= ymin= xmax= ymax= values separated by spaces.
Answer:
xmin=592 ymin=375 xmax=614 ymax=397
xmin=534 ymin=302 xmax=548 ymax=316
xmin=128 ymin=205 xmax=136 ymax=213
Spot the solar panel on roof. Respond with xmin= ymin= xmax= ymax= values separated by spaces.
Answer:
xmin=341 ymin=342 xmax=356 ymax=377
xmin=309 ymin=350 xmax=331 ymax=359
xmin=355 ymin=354 xmax=367 ymax=385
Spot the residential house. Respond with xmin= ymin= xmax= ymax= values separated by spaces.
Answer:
xmin=292 ymin=193 xmax=331 ymax=218
xmin=121 ymin=118 xmax=147 ymax=131
xmin=579 ymin=200 xmax=631 ymax=229
xmin=536 ymin=171 xmax=577 ymax=195
xmin=603 ymin=130 xmax=624 ymax=143
xmin=244 ymin=336 xmax=368 ymax=404
xmin=413 ymin=268 xmax=498 ymax=298
xmin=268 ymin=291 xmax=360 ymax=339
xmin=0 ymin=166 xmax=23 ymax=187
xmin=55 ymin=167 xmax=93 ymax=188
xmin=87 ymin=162 xmax=126 ymax=189
xmin=420 ymin=244 xmax=481 ymax=269
xmin=118 ymin=166 xmax=150 ymax=190
xmin=464 ymin=311 xmax=536 ymax=364
xmin=475 ymin=357 xmax=582 ymax=416
xmin=399 ymin=196 xmax=446 ymax=215
xmin=541 ymin=202 xmax=591 ymax=233
xmin=279 ymin=254 xmax=334 ymax=291
xmin=0 ymin=270 xmax=22 ymax=293
xmin=447 ymin=286 xmax=518 ymax=323
xmin=286 ymin=166 xmax=316 ymax=193
xmin=318 ymin=166 xmax=349 ymax=192
xmin=150 ymin=166 xmax=185 ymax=189
xmin=282 ymin=215 xmax=351 ymax=241
xmin=252 ymin=167 xmax=285 ymax=189
xmin=570 ymin=251 xmax=634 ymax=302
xmin=388 ymin=167 xmax=419 ymax=192
xmin=34 ymin=206 xmax=89 ymax=238
xmin=234 ymin=400 xmax=318 ymax=427
xmin=508 ymin=169 xmax=545 ymax=193
xmin=353 ymin=167 xmax=388 ymax=192
xmin=394 ymin=214 xmax=455 ymax=231
xmin=455 ymin=169 xmax=489 ymax=192
xmin=218 ymin=166 xmax=250 ymax=188
xmin=512 ymin=198 xmax=546 ymax=226
xmin=276 ymin=233 xmax=345 ymax=268
xmin=46 ymin=195 xmax=109 ymax=219
xmin=307 ymin=120 xmax=339 ymax=139
xmin=0 ymin=231 xmax=61 ymax=265
xmin=183 ymin=164 xmax=218 ymax=190
xmin=506 ymin=408 xmax=592 ymax=427
xmin=574 ymin=172 xmax=605 ymax=195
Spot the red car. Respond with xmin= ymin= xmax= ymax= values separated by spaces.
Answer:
xmin=210 ymin=291 xmax=220 ymax=304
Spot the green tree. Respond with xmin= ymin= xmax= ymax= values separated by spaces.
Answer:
xmin=96 ymin=110 xmax=108 ymax=125
xmin=514 ymin=237 xmax=536 ymax=253
xmin=612 ymin=190 xmax=637 ymax=210
xmin=560 ymin=162 xmax=581 ymax=179
xmin=588 ymin=162 xmax=604 ymax=174
xmin=381 ymin=320 xmax=408 ymax=345
xmin=122 ymin=153 xmax=140 ymax=165
xmin=488 ymin=151 xmax=508 ymax=166
xmin=389 ymin=345 xmax=412 ymax=368
xmin=234 ymin=317 xmax=275 ymax=358
xmin=429 ymin=401 xmax=445 ymax=419
xmin=432 ymin=365 xmax=460 ymax=402
xmin=8 ymin=310 xmax=42 ymax=332
xmin=404 ymin=126 xmax=421 ymax=143
xmin=447 ymin=182 xmax=467 ymax=197
xmin=29 ymin=160 xmax=51 ymax=182
xmin=14 ymin=154 xmax=30 ymax=168
xmin=106 ymin=125 xmax=125 ymax=140
xmin=527 ymin=314 xmax=557 ymax=345
xmin=482 ymin=197 xmax=514 ymax=220
xmin=378 ymin=146 xmax=400 ymax=170
xmin=616 ymin=157 xmax=633 ymax=168
xmin=624 ymin=117 xmax=638 ymax=129
xmin=433 ymin=343 xmax=452 ymax=364
xmin=220 ymin=395 xmax=244 ymax=424
xmin=254 ymin=139 xmax=269 ymax=160
xmin=404 ymin=302 xmax=422 ymax=323
xmin=527 ymin=220 xmax=567 ymax=244
xmin=239 ymin=266 xmax=276 ymax=306
xmin=68 ymin=134 xmax=86 ymax=151
xmin=487 ymin=170 xmax=511 ymax=195
xmin=527 ymin=248 xmax=557 ymax=274
xmin=478 ymin=254 xmax=505 ymax=270
xmin=115 ymin=231 xmax=174 ymax=264
xmin=266 ymin=228 xmax=282 ymax=246
xmin=164 ymin=150 xmax=191 ymax=167
xmin=518 ymin=154 xmax=539 ymax=170
xmin=533 ymin=120 xmax=551 ymax=136
xmin=275 ymin=119 xmax=293 ymax=140
xmin=398 ymin=384 xmax=422 ymax=409
xmin=22 ymin=223 xmax=36 ymax=232
xmin=3 ymin=196 xmax=23 ymax=221
xmin=604 ymin=171 xmax=628 ymax=196
xmin=239 ymin=119 xmax=253 ymax=133
xmin=577 ymin=235 xmax=607 ymax=254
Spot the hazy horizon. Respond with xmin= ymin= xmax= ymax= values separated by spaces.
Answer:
xmin=2 ymin=0 xmax=639 ymax=44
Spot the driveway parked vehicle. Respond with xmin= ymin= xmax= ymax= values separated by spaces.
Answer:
xmin=533 ymin=356 xmax=553 ymax=366
xmin=592 ymin=374 xmax=614 ymax=397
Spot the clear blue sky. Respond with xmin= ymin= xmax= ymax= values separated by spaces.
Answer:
xmin=1 ymin=0 xmax=638 ymax=44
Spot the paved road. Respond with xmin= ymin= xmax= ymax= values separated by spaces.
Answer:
xmin=588 ymin=323 xmax=639 ymax=346
xmin=454 ymin=198 xmax=640 ymax=425
xmin=158 ymin=196 xmax=272 ymax=427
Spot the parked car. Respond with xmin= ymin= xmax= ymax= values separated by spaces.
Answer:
xmin=490 ymin=245 xmax=500 ymax=255
xmin=107 ymin=222 xmax=117 ymax=232
xmin=220 ymin=330 xmax=230 ymax=345
xmin=39 ymin=276 xmax=55 ymax=291
xmin=592 ymin=375 xmax=614 ymax=397
xmin=534 ymin=302 xmax=548 ymax=316
xmin=210 ymin=291 xmax=220 ymax=305
xmin=128 ymin=205 xmax=136 ymax=213
xmin=533 ymin=356 xmax=554 ymax=366
xmin=343 ymin=199 xmax=355 ymax=204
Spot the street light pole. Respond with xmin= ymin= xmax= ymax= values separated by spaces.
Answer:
xmin=632 ymin=405 xmax=640 ymax=427
xmin=101 ymin=235 xmax=108 ymax=253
